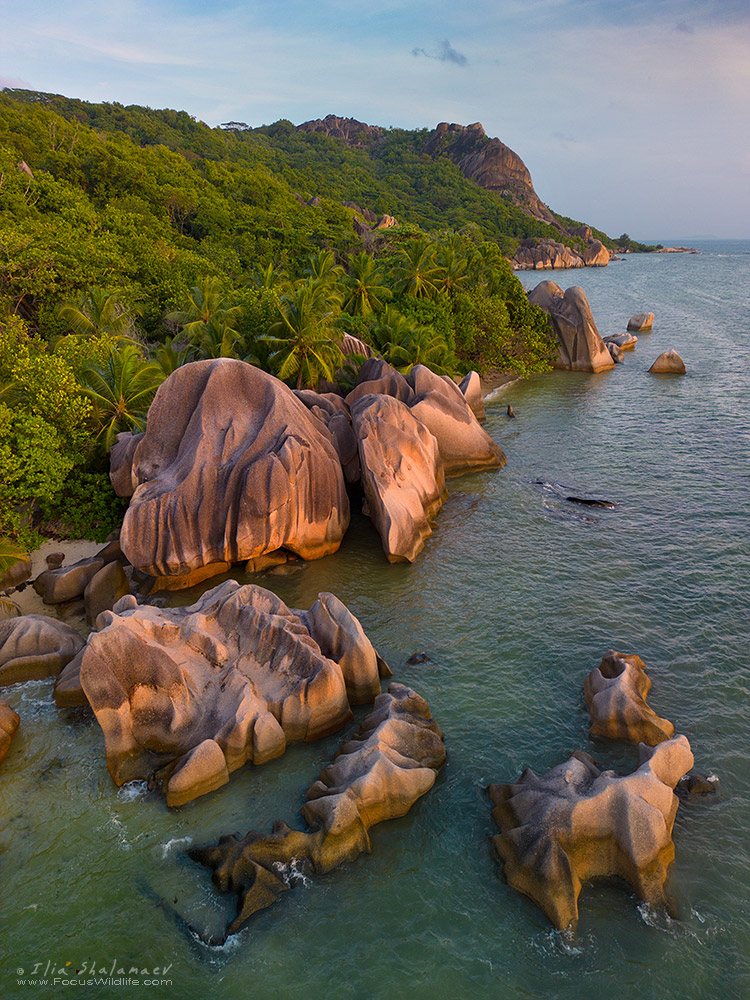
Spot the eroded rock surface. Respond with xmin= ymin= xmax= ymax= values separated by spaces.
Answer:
xmin=528 ymin=281 xmax=615 ymax=373
xmin=33 ymin=557 xmax=105 ymax=605
xmin=0 ymin=616 xmax=85 ymax=687
xmin=459 ymin=370 xmax=485 ymax=421
xmin=351 ymin=394 xmax=445 ymax=563
xmin=190 ymin=682 xmax=445 ymax=937
xmin=79 ymin=580 xmax=388 ymax=805
xmin=585 ymin=650 xmax=675 ymax=745
xmin=0 ymin=700 xmax=20 ymax=763
xmin=113 ymin=360 xmax=350 ymax=583
xmin=488 ymin=736 xmax=694 ymax=929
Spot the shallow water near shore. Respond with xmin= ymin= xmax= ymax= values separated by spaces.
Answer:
xmin=1 ymin=241 xmax=749 ymax=999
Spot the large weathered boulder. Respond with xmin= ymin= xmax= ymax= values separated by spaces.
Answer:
xmin=33 ymin=557 xmax=105 ymax=605
xmin=190 ymin=682 xmax=445 ymax=938
xmin=406 ymin=365 xmax=505 ymax=475
xmin=649 ymin=350 xmax=686 ymax=374
xmin=458 ymin=371 xmax=485 ymax=421
xmin=293 ymin=391 xmax=360 ymax=485
xmin=351 ymin=394 xmax=445 ymax=563
xmin=113 ymin=360 xmax=350 ymax=583
xmin=488 ymin=736 xmax=694 ymax=930
xmin=0 ymin=557 xmax=32 ymax=593
xmin=79 ymin=580 xmax=388 ymax=806
xmin=584 ymin=650 xmax=675 ymax=745
xmin=527 ymin=281 xmax=615 ymax=373
xmin=0 ymin=616 xmax=86 ymax=687
xmin=0 ymin=700 xmax=20 ymax=764
xmin=84 ymin=561 xmax=131 ymax=626
xmin=346 ymin=358 xmax=415 ymax=407
xmin=53 ymin=648 xmax=88 ymax=707
xmin=582 ymin=239 xmax=610 ymax=267
xmin=628 ymin=312 xmax=654 ymax=332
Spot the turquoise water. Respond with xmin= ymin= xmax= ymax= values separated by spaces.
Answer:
xmin=1 ymin=241 xmax=749 ymax=999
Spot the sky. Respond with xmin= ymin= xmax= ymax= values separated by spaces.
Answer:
xmin=1 ymin=0 xmax=748 ymax=239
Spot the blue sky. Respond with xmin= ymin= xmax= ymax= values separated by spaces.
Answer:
xmin=2 ymin=0 xmax=748 ymax=238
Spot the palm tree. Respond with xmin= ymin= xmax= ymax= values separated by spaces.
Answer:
xmin=250 ymin=262 xmax=288 ymax=291
xmin=386 ymin=326 xmax=457 ymax=375
xmin=266 ymin=282 xmax=344 ymax=389
xmin=303 ymin=249 xmax=345 ymax=287
xmin=81 ymin=343 xmax=165 ymax=451
xmin=153 ymin=335 xmax=195 ymax=376
xmin=165 ymin=277 xmax=243 ymax=359
xmin=436 ymin=245 xmax=469 ymax=298
xmin=341 ymin=252 xmax=391 ymax=317
xmin=58 ymin=287 xmax=138 ymax=339
xmin=389 ymin=239 xmax=444 ymax=299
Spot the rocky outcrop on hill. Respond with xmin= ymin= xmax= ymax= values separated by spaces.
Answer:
xmin=298 ymin=115 xmax=385 ymax=148
xmin=80 ymin=580 xmax=389 ymax=806
xmin=423 ymin=122 xmax=559 ymax=229
xmin=0 ymin=615 xmax=85 ymax=687
xmin=488 ymin=735 xmax=694 ymax=930
xmin=585 ymin=650 xmax=675 ymax=745
xmin=0 ymin=700 xmax=20 ymax=764
xmin=527 ymin=281 xmax=615 ymax=372
xmin=190 ymin=682 xmax=445 ymax=937
xmin=112 ymin=359 xmax=350 ymax=586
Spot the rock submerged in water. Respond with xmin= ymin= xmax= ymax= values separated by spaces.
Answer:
xmin=527 ymin=281 xmax=615 ymax=373
xmin=0 ymin=700 xmax=20 ymax=764
xmin=190 ymin=682 xmax=445 ymax=937
xmin=488 ymin=735 xmax=694 ymax=930
xmin=585 ymin=650 xmax=675 ymax=745
xmin=603 ymin=332 xmax=637 ymax=351
xmin=79 ymin=580 xmax=390 ymax=806
xmin=649 ymin=350 xmax=686 ymax=374
xmin=0 ymin=615 xmax=85 ymax=687
xmin=112 ymin=359 xmax=350 ymax=585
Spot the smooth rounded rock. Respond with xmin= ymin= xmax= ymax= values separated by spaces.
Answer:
xmin=0 ymin=700 xmax=20 ymax=764
xmin=649 ymin=350 xmax=686 ymax=374
xmin=628 ymin=312 xmax=654 ymax=332
xmin=528 ymin=281 xmax=615 ymax=373
xmin=0 ymin=615 xmax=86 ymax=687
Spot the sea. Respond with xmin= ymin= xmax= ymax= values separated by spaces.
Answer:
xmin=1 ymin=240 xmax=748 ymax=1000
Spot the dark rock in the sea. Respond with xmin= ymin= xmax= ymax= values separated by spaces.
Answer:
xmin=84 ymin=561 xmax=131 ymax=626
xmin=80 ymin=580 xmax=387 ymax=806
xmin=677 ymin=773 xmax=717 ymax=798
xmin=628 ymin=312 xmax=654 ymax=332
xmin=350 ymin=394 xmax=445 ymax=563
xmin=113 ymin=359 xmax=349 ymax=584
xmin=582 ymin=240 xmax=610 ymax=267
xmin=0 ymin=615 xmax=85 ymax=687
xmin=33 ymin=557 xmax=105 ymax=605
xmin=527 ymin=281 xmax=615 ymax=373
xmin=649 ymin=350 xmax=686 ymax=375
xmin=507 ymin=405 xmax=516 ymax=418
xmin=406 ymin=651 xmax=431 ymax=665
xmin=244 ymin=550 xmax=289 ymax=574
xmin=0 ymin=700 xmax=20 ymax=764
xmin=190 ymin=683 xmax=445 ymax=937
xmin=565 ymin=496 xmax=617 ymax=508
xmin=585 ymin=650 xmax=675 ymax=745
xmin=488 ymin=735 xmax=694 ymax=930
xmin=0 ymin=557 xmax=32 ymax=593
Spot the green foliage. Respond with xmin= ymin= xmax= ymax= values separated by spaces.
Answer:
xmin=266 ymin=281 xmax=344 ymax=389
xmin=80 ymin=342 xmax=165 ymax=451
xmin=37 ymin=469 xmax=128 ymax=542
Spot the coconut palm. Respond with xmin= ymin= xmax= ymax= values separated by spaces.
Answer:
xmin=165 ymin=277 xmax=243 ymax=358
xmin=266 ymin=282 xmax=344 ymax=389
xmin=386 ymin=326 xmax=457 ymax=375
xmin=58 ymin=287 xmax=138 ymax=339
xmin=435 ymin=245 xmax=470 ymax=298
xmin=153 ymin=335 xmax=194 ymax=376
xmin=389 ymin=239 xmax=444 ymax=299
xmin=81 ymin=343 xmax=164 ymax=451
xmin=341 ymin=252 xmax=391 ymax=317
